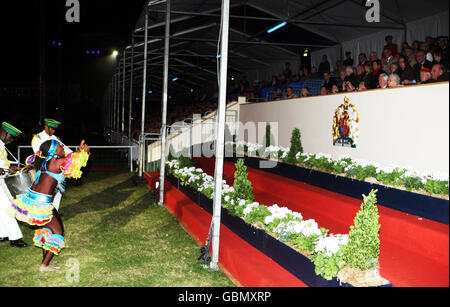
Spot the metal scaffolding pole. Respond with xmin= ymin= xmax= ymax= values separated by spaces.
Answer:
xmin=139 ymin=8 xmax=149 ymax=177
xmin=210 ymin=0 xmax=230 ymax=270
xmin=122 ymin=51 xmax=126 ymax=134
xmin=117 ymin=63 xmax=121 ymax=133
xmin=129 ymin=35 xmax=135 ymax=145
xmin=113 ymin=74 xmax=117 ymax=132
xmin=159 ymin=0 xmax=171 ymax=206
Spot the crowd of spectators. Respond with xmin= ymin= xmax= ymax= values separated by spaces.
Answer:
xmin=314 ymin=35 xmax=449 ymax=97
xmin=128 ymin=34 xmax=448 ymax=138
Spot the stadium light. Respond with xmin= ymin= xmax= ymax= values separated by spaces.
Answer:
xmin=267 ymin=22 xmax=287 ymax=34
xmin=112 ymin=50 xmax=119 ymax=57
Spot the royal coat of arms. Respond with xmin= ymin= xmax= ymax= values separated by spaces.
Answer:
xmin=333 ymin=97 xmax=360 ymax=148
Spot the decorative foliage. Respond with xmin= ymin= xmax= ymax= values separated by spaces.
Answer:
xmin=343 ymin=189 xmax=380 ymax=271
xmin=166 ymin=160 xmax=386 ymax=282
xmin=231 ymin=141 xmax=449 ymax=196
xmin=233 ymin=159 xmax=255 ymax=203
xmin=285 ymin=128 xmax=303 ymax=164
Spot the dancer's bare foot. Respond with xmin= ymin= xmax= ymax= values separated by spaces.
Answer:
xmin=39 ymin=264 xmax=61 ymax=272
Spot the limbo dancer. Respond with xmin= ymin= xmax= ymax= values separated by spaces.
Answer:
xmin=0 ymin=122 xmax=28 ymax=248
xmin=8 ymin=139 xmax=90 ymax=272
xmin=31 ymin=118 xmax=73 ymax=211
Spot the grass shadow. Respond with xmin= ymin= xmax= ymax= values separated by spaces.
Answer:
xmin=61 ymin=178 xmax=136 ymax=221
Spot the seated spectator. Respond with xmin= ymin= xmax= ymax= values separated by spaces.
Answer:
xmin=278 ymin=74 xmax=287 ymax=84
xmin=431 ymin=63 xmax=449 ymax=82
xmin=390 ymin=62 xmax=401 ymax=76
xmin=355 ymin=64 xmax=365 ymax=84
xmin=318 ymin=55 xmax=331 ymax=76
xmin=343 ymin=52 xmax=354 ymax=67
xmin=437 ymin=36 xmax=449 ymax=63
xmin=337 ymin=70 xmax=346 ymax=89
xmin=413 ymin=50 xmax=433 ymax=81
xmin=388 ymin=74 xmax=401 ymax=88
xmin=433 ymin=48 xmax=448 ymax=71
xmin=357 ymin=80 xmax=368 ymax=91
xmin=384 ymin=35 xmax=398 ymax=57
xmin=301 ymin=87 xmax=312 ymax=97
xmin=320 ymin=86 xmax=328 ymax=96
xmin=358 ymin=53 xmax=368 ymax=66
xmin=274 ymin=87 xmax=284 ymax=101
xmin=378 ymin=73 xmax=389 ymax=89
xmin=398 ymin=55 xmax=416 ymax=84
xmin=419 ymin=42 xmax=434 ymax=62
xmin=363 ymin=62 xmax=373 ymax=85
xmin=322 ymin=71 xmax=338 ymax=92
xmin=334 ymin=60 xmax=343 ymax=75
xmin=343 ymin=66 xmax=357 ymax=91
xmin=400 ymin=42 xmax=410 ymax=55
xmin=295 ymin=69 xmax=304 ymax=82
xmin=283 ymin=62 xmax=293 ymax=80
xmin=301 ymin=67 xmax=310 ymax=81
xmin=369 ymin=51 xmax=378 ymax=63
xmin=419 ymin=62 xmax=433 ymax=84
xmin=382 ymin=48 xmax=395 ymax=73
xmin=425 ymin=36 xmax=435 ymax=49
xmin=271 ymin=75 xmax=280 ymax=87
xmin=286 ymin=87 xmax=299 ymax=99
xmin=344 ymin=79 xmax=357 ymax=92
xmin=310 ymin=66 xmax=320 ymax=79
xmin=330 ymin=84 xmax=340 ymax=94
xmin=404 ymin=47 xmax=417 ymax=67
xmin=412 ymin=40 xmax=420 ymax=52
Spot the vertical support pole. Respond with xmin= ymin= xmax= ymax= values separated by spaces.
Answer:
xmin=113 ymin=74 xmax=117 ymax=133
xmin=117 ymin=62 xmax=121 ymax=133
xmin=122 ymin=51 xmax=126 ymax=135
xmin=129 ymin=36 xmax=135 ymax=146
xmin=210 ymin=0 xmax=230 ymax=270
xmin=159 ymin=0 xmax=171 ymax=205
xmin=139 ymin=7 xmax=149 ymax=177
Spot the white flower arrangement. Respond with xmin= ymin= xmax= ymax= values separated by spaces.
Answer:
xmin=273 ymin=219 xmax=322 ymax=238
xmin=315 ymin=234 xmax=349 ymax=257
xmin=264 ymin=205 xmax=303 ymax=225
xmin=243 ymin=202 xmax=260 ymax=216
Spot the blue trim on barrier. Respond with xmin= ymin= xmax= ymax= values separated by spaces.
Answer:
xmin=166 ymin=175 xmax=393 ymax=287
xmin=225 ymin=156 xmax=449 ymax=225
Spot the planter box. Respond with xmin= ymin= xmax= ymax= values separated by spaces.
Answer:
xmin=225 ymin=156 xmax=449 ymax=225
xmin=166 ymin=175 xmax=393 ymax=288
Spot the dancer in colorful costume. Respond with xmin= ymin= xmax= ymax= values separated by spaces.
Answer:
xmin=8 ymin=139 xmax=90 ymax=272
xmin=31 ymin=118 xmax=72 ymax=211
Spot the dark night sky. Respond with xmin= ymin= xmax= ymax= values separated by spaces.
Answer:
xmin=0 ymin=0 xmax=147 ymax=139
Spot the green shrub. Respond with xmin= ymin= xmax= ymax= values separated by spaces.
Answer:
xmin=343 ymin=189 xmax=380 ymax=271
xmin=233 ymin=159 xmax=255 ymax=203
xmin=312 ymin=249 xmax=347 ymax=280
xmin=424 ymin=179 xmax=449 ymax=195
xmin=244 ymin=205 xmax=271 ymax=225
xmin=284 ymin=128 xmax=303 ymax=164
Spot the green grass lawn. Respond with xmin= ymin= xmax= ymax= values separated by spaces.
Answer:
xmin=0 ymin=171 xmax=234 ymax=287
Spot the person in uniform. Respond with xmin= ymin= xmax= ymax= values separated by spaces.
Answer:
xmin=31 ymin=119 xmax=72 ymax=211
xmin=0 ymin=122 xmax=28 ymax=248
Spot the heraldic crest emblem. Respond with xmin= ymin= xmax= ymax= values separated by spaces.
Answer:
xmin=333 ymin=97 xmax=360 ymax=148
